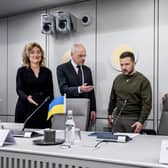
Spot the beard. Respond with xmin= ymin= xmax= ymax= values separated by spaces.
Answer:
xmin=122 ymin=68 xmax=135 ymax=76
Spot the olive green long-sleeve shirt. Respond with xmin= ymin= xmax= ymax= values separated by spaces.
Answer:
xmin=108 ymin=71 xmax=152 ymax=124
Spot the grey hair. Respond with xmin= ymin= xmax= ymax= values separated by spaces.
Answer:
xmin=71 ymin=43 xmax=85 ymax=55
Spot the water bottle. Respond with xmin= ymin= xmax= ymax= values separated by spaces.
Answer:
xmin=65 ymin=110 xmax=75 ymax=145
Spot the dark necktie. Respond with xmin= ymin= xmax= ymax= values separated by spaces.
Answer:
xmin=77 ymin=65 xmax=82 ymax=85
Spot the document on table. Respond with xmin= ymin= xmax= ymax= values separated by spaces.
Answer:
xmin=114 ymin=132 xmax=139 ymax=138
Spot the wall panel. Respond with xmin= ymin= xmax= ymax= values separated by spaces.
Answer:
xmin=159 ymin=0 xmax=168 ymax=119
xmin=0 ymin=18 xmax=7 ymax=121
xmin=7 ymin=10 xmax=46 ymax=120
xmin=48 ymin=0 xmax=96 ymax=96
xmin=96 ymin=0 xmax=154 ymax=129
xmin=0 ymin=0 xmax=164 ymax=131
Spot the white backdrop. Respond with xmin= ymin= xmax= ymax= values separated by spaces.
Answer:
xmin=0 ymin=0 xmax=167 ymax=131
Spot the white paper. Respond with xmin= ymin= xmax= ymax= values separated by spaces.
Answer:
xmin=117 ymin=136 xmax=126 ymax=142
xmin=24 ymin=132 xmax=32 ymax=138
xmin=114 ymin=132 xmax=139 ymax=138
xmin=0 ymin=129 xmax=15 ymax=146
xmin=159 ymin=140 xmax=168 ymax=164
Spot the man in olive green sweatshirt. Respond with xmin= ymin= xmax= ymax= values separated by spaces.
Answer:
xmin=108 ymin=51 xmax=152 ymax=133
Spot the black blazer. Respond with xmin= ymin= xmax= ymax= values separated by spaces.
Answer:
xmin=15 ymin=66 xmax=54 ymax=128
xmin=57 ymin=61 xmax=96 ymax=112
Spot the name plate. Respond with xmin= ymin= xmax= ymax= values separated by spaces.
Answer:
xmin=159 ymin=140 xmax=168 ymax=164
xmin=0 ymin=129 xmax=15 ymax=146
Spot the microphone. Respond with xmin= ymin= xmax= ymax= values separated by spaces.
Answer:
xmin=99 ymin=99 xmax=131 ymax=143
xmin=12 ymin=96 xmax=50 ymax=138
xmin=112 ymin=99 xmax=128 ymax=133
xmin=93 ymin=99 xmax=131 ymax=147
xmin=23 ymin=96 xmax=50 ymax=130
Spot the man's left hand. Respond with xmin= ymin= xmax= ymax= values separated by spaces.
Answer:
xmin=131 ymin=121 xmax=143 ymax=133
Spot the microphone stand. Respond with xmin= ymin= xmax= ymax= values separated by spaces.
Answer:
xmin=112 ymin=99 xmax=127 ymax=133
xmin=94 ymin=99 xmax=131 ymax=147
xmin=23 ymin=96 xmax=50 ymax=131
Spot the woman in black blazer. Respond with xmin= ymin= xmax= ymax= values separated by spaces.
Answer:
xmin=15 ymin=42 xmax=54 ymax=129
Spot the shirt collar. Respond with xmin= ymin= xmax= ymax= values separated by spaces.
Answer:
xmin=71 ymin=59 xmax=78 ymax=69
xmin=71 ymin=59 xmax=83 ymax=69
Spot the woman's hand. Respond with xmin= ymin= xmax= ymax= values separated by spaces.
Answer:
xmin=27 ymin=95 xmax=38 ymax=106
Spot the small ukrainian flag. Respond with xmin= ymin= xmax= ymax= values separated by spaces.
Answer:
xmin=47 ymin=96 xmax=65 ymax=120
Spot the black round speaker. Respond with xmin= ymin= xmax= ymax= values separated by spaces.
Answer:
xmin=59 ymin=20 xmax=66 ymax=29
xmin=43 ymin=23 xmax=50 ymax=32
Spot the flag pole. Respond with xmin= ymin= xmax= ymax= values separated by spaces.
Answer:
xmin=64 ymin=93 xmax=66 ymax=115
xmin=64 ymin=93 xmax=66 ymax=141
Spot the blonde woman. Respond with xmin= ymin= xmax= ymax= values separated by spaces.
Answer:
xmin=15 ymin=42 xmax=54 ymax=128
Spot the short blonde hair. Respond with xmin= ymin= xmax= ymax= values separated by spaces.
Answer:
xmin=22 ymin=42 xmax=45 ymax=67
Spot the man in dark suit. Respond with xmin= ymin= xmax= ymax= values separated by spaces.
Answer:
xmin=57 ymin=43 xmax=96 ymax=123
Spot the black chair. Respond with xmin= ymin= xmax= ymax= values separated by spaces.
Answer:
xmin=158 ymin=93 xmax=168 ymax=135
xmin=140 ymin=129 xmax=156 ymax=135
xmin=141 ymin=93 xmax=168 ymax=135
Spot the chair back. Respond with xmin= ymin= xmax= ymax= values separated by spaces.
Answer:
xmin=158 ymin=94 xmax=168 ymax=135
xmin=52 ymin=98 xmax=90 ymax=131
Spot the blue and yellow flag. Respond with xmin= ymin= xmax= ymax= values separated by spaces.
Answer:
xmin=47 ymin=96 xmax=65 ymax=120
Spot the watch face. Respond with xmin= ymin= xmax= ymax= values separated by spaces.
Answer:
xmin=111 ymin=44 xmax=138 ymax=71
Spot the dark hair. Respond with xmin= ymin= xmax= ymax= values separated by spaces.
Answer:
xmin=120 ymin=51 xmax=135 ymax=62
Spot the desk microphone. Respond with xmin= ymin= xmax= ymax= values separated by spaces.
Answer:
xmin=95 ymin=99 xmax=131 ymax=146
xmin=103 ymin=99 xmax=131 ymax=143
xmin=23 ymin=96 xmax=50 ymax=130
xmin=94 ymin=99 xmax=131 ymax=146
xmin=11 ymin=96 xmax=50 ymax=138
xmin=112 ymin=99 xmax=128 ymax=133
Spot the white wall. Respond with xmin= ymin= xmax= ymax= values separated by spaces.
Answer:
xmin=96 ymin=0 xmax=155 ymax=130
xmin=0 ymin=18 xmax=7 ymax=121
xmin=48 ymin=0 xmax=96 ymax=97
xmin=159 ymin=0 xmax=168 ymax=111
xmin=7 ymin=10 xmax=46 ymax=121
xmin=0 ymin=0 xmax=166 ymax=131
